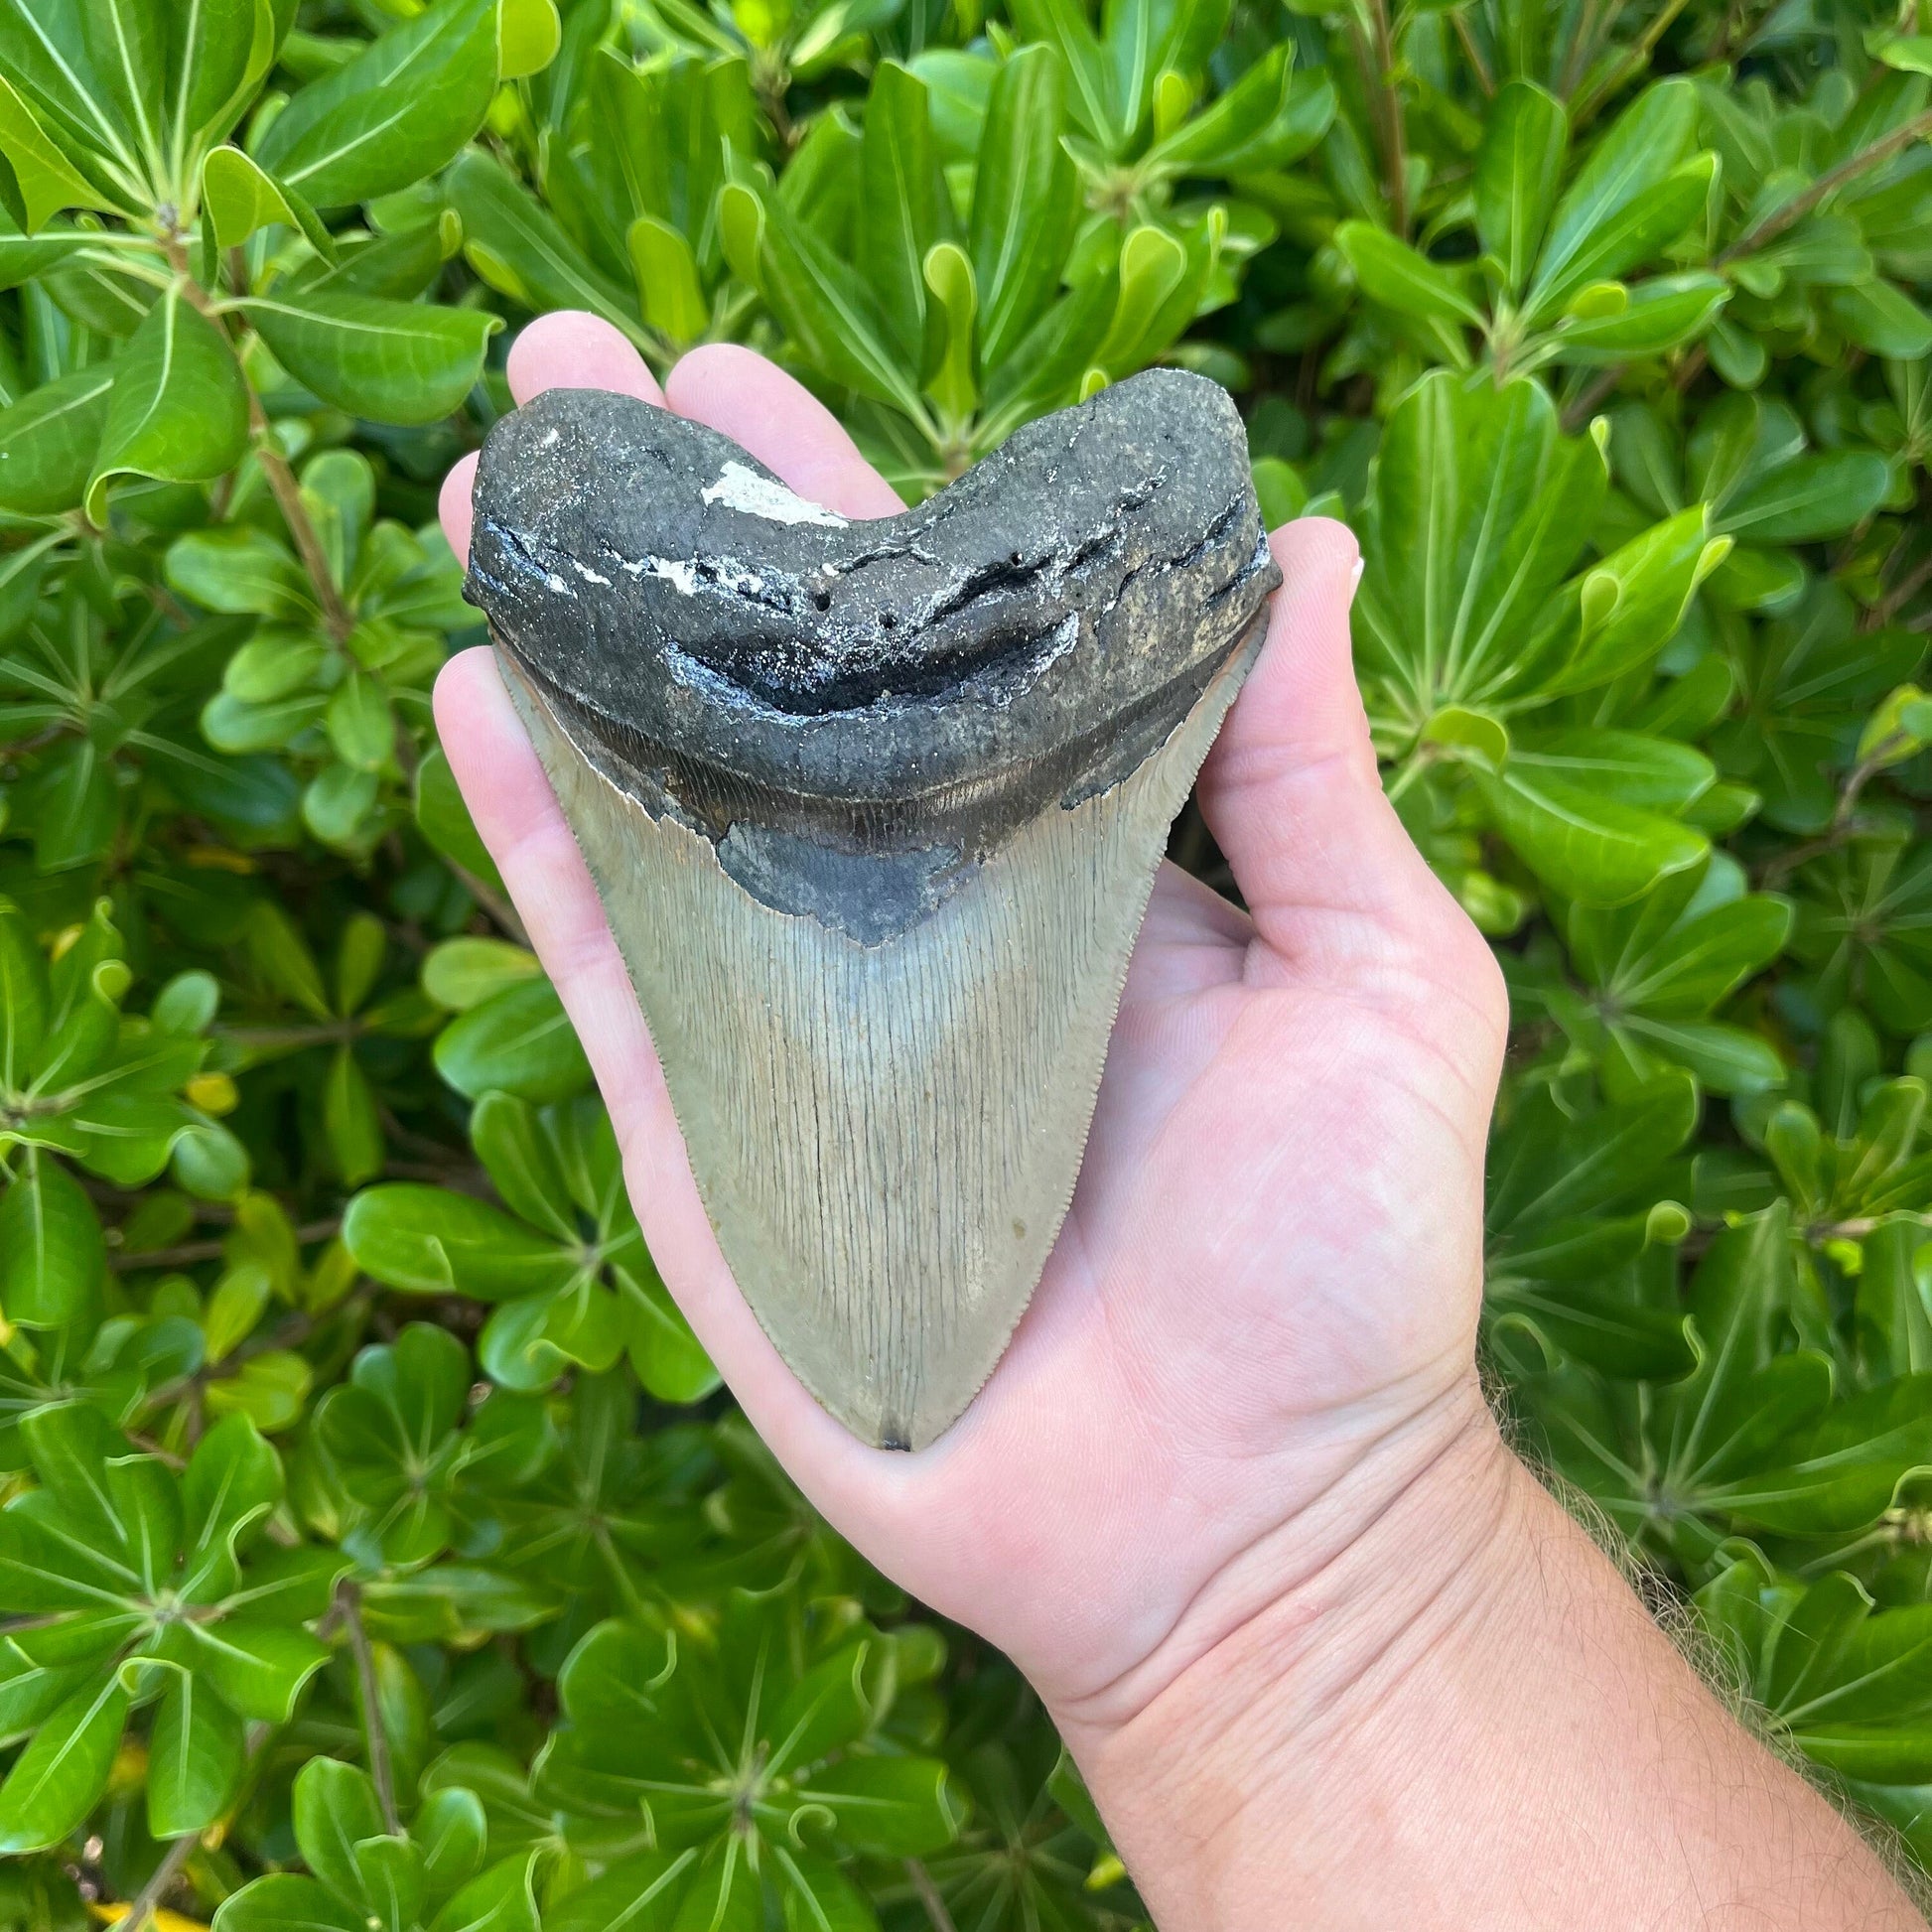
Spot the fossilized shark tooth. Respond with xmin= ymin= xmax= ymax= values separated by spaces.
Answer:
xmin=464 ymin=368 xmax=1280 ymax=1449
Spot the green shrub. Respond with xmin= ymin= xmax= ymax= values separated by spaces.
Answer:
xmin=0 ymin=0 xmax=1930 ymax=1920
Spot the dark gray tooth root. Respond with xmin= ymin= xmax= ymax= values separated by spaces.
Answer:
xmin=464 ymin=367 xmax=1281 ymax=1449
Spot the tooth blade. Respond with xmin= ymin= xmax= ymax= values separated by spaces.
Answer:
xmin=498 ymin=636 xmax=1260 ymax=1449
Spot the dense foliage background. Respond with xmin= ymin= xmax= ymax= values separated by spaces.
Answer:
xmin=1 ymin=0 xmax=1931 ymax=1921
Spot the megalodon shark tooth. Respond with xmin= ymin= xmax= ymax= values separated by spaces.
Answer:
xmin=464 ymin=368 xmax=1280 ymax=1450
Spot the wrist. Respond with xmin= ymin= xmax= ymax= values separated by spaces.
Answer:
xmin=1046 ymin=1371 xmax=1518 ymax=1754
xmin=1054 ymin=1396 xmax=1920 ymax=1932
xmin=1050 ymin=1380 xmax=1533 ymax=1920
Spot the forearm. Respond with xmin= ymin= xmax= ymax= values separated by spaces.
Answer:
xmin=1055 ymin=1410 xmax=1923 ymax=1931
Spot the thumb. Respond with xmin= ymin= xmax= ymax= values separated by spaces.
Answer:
xmin=1196 ymin=517 xmax=1464 ymax=967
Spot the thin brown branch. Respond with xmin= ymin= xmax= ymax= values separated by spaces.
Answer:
xmin=1573 ymin=0 xmax=1697 ymax=125
xmin=1869 ymin=546 xmax=1932 ymax=630
xmin=251 ymin=428 xmax=356 ymax=642
xmin=159 ymin=234 xmax=356 ymax=644
xmin=1561 ymin=366 xmax=1625 ymax=433
xmin=1352 ymin=0 xmax=1410 ymax=237
xmin=450 ymin=860 xmax=531 ymax=946
xmin=1558 ymin=0 xmax=1608 ymax=100
xmin=1756 ymin=730 xmax=1911 ymax=886
xmin=107 ymin=1816 xmax=201 ymax=1931
xmin=124 ymin=1430 xmax=188 ymax=1469
xmin=1451 ymin=9 xmax=1495 ymax=92
xmin=338 ymin=1579 xmax=402 ymax=1833
xmin=218 ymin=1020 xmax=363 ymax=1050
xmin=1718 ymin=109 xmax=1932 ymax=264
xmin=905 ymin=1860 xmax=959 ymax=1932
xmin=114 ymin=1218 xmax=340 ymax=1275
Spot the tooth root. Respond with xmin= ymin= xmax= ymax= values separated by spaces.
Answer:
xmin=499 ymin=633 xmax=1262 ymax=1449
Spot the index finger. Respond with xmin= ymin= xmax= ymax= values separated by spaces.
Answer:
xmin=665 ymin=344 xmax=906 ymax=520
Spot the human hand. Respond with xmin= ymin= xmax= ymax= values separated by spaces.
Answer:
xmin=434 ymin=312 xmax=1512 ymax=1741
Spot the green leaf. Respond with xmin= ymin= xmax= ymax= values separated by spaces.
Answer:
xmin=0 ymin=1153 xmax=104 ymax=1328
xmin=862 ymin=62 xmax=943 ymax=368
xmin=246 ymin=902 xmax=331 ymax=1021
xmin=203 ymin=144 xmax=299 ymax=247
xmin=181 ymin=1618 xmax=329 ymax=1722
xmin=254 ymin=0 xmax=500 ymax=209
xmin=1474 ymin=79 xmax=1568 ymax=294
xmin=0 ymin=74 xmax=111 ymax=229
xmin=423 ymin=938 xmax=540 ymax=1013
xmin=803 ymin=1753 xmax=962 ymax=1854
xmin=668 ymin=1847 xmax=761 ymax=1932
xmin=1149 ymin=46 xmax=1295 ymax=177
xmin=1352 ymin=373 xmax=1605 ymax=710
xmin=242 ymin=290 xmax=499 ymax=427
xmin=433 ymin=976 xmax=591 ymax=1104
xmin=213 ymin=1874 xmax=364 ymax=1932
xmin=1718 ymin=452 xmax=1892 ymax=544
xmin=182 ymin=1414 xmax=282 ymax=1582
xmin=1476 ymin=762 xmax=1707 ymax=905
xmin=168 ymin=0 xmax=277 ymax=166
xmin=469 ymin=1093 xmax=575 ymax=1239
xmin=0 ymin=903 xmax=48 ymax=1094
xmin=621 ymin=1265 xmax=719 ymax=1405
xmin=920 ymin=240 xmax=976 ymax=421
xmin=736 ymin=179 xmax=927 ymax=425
xmin=775 ymin=1851 xmax=876 ymax=1932
xmin=1707 ymin=1376 xmax=1932 ymax=1533
xmin=168 ymin=526 xmax=314 ymax=620
xmin=628 ymin=214 xmax=707 ymax=348
xmin=446 ymin=147 xmax=648 ymax=351
xmin=1524 ymin=78 xmax=1702 ymax=323
xmin=497 ymin=0 xmax=560 ymax=79
xmin=1553 ymin=506 xmax=1719 ymax=692
xmin=428 ymin=1854 xmax=541 ymax=1932
xmin=0 ymin=1675 xmax=128 ymax=1853
xmin=293 ymin=1757 xmax=387 ymax=1904
xmin=1507 ymin=729 xmax=1713 ymax=813
xmin=971 ymin=44 xmax=1080 ymax=372
xmin=323 ymin=1045 xmax=383 ymax=1187
xmin=343 ymin=1184 xmax=581 ymax=1300
xmin=1824 ymin=281 xmax=1932 ymax=360
xmin=418 ymin=1785 xmax=487 ymax=1908
xmin=0 ymin=364 xmax=115 ymax=514
xmin=1551 ymin=272 xmax=1728 ymax=364
xmin=545 ymin=1852 xmax=692 ymax=1932
xmin=1334 ymin=220 xmax=1478 ymax=365
xmin=325 ymin=668 xmax=394 ymax=771
xmin=147 ymin=1668 xmax=245 ymax=1838
xmin=85 ymin=286 xmax=249 ymax=525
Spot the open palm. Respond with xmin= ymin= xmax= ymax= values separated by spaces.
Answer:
xmin=436 ymin=314 xmax=1509 ymax=1731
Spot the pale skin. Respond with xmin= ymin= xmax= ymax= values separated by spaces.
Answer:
xmin=436 ymin=312 xmax=1926 ymax=1930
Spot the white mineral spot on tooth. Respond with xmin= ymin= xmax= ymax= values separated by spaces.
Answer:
xmin=702 ymin=461 xmax=848 ymax=528
xmin=545 ymin=571 xmax=571 ymax=594
xmin=640 ymin=557 xmax=700 ymax=594
xmin=570 ymin=560 xmax=612 ymax=586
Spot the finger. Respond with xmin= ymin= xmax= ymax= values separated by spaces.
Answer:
xmin=438 ymin=451 xmax=479 ymax=566
xmin=664 ymin=344 xmax=904 ymax=519
xmin=505 ymin=311 xmax=665 ymax=408
xmin=1197 ymin=517 xmax=1466 ymax=967
xmin=431 ymin=648 xmax=900 ymax=1482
